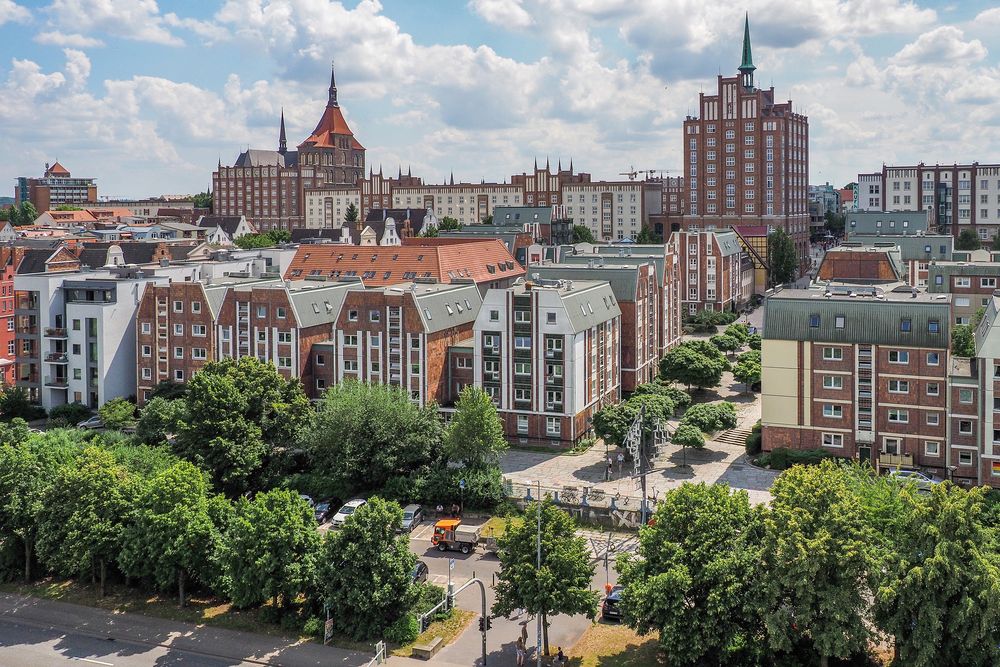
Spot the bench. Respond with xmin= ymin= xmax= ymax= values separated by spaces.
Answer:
xmin=411 ymin=636 xmax=443 ymax=660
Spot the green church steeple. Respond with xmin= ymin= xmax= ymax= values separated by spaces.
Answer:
xmin=738 ymin=13 xmax=756 ymax=90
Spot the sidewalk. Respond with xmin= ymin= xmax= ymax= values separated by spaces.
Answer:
xmin=0 ymin=592 xmax=372 ymax=666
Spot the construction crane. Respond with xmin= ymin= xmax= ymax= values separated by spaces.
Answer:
xmin=639 ymin=169 xmax=675 ymax=180
xmin=618 ymin=166 xmax=639 ymax=181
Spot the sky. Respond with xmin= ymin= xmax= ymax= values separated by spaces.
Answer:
xmin=1 ymin=0 xmax=999 ymax=200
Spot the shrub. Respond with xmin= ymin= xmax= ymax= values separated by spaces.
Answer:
xmin=383 ymin=465 xmax=506 ymax=511
xmin=385 ymin=614 xmax=420 ymax=644
xmin=724 ymin=323 xmax=750 ymax=343
xmin=47 ymin=401 xmax=92 ymax=427
xmin=747 ymin=333 xmax=762 ymax=350
xmin=412 ymin=583 xmax=450 ymax=621
xmin=745 ymin=421 xmax=762 ymax=455
xmin=755 ymin=447 xmax=834 ymax=470
xmin=302 ymin=616 xmax=324 ymax=639
xmin=0 ymin=386 xmax=46 ymax=422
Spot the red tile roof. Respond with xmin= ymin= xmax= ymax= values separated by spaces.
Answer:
xmin=284 ymin=239 xmax=524 ymax=287
xmin=47 ymin=161 xmax=70 ymax=176
xmin=298 ymin=105 xmax=364 ymax=151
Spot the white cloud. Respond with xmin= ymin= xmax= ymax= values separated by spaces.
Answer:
xmin=0 ymin=0 xmax=29 ymax=25
xmin=892 ymin=26 xmax=986 ymax=65
xmin=62 ymin=48 xmax=90 ymax=90
xmin=972 ymin=7 xmax=1000 ymax=26
xmin=35 ymin=31 xmax=105 ymax=48
xmin=40 ymin=0 xmax=183 ymax=46
xmin=163 ymin=12 xmax=231 ymax=44
xmin=468 ymin=0 xmax=533 ymax=29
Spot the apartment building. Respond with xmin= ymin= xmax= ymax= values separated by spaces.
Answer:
xmin=473 ymin=278 xmax=621 ymax=445
xmin=671 ymin=230 xmax=751 ymax=316
xmin=973 ymin=295 xmax=1000 ymax=485
xmin=847 ymin=234 xmax=953 ymax=286
xmin=316 ymin=281 xmax=483 ymax=405
xmin=761 ymin=285 xmax=965 ymax=481
xmin=135 ymin=277 xmax=364 ymax=403
xmin=0 ymin=247 xmax=15 ymax=385
xmin=927 ymin=263 xmax=1000 ymax=324
xmin=527 ymin=263 xmax=659 ymax=392
xmin=15 ymin=162 xmax=97 ymax=211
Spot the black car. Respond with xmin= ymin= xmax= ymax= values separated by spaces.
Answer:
xmin=601 ymin=585 xmax=623 ymax=621
xmin=412 ymin=560 xmax=429 ymax=585
xmin=313 ymin=501 xmax=332 ymax=523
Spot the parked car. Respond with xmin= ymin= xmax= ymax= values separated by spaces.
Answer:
xmin=887 ymin=469 xmax=943 ymax=492
xmin=412 ymin=560 xmax=429 ymax=585
xmin=601 ymin=585 xmax=624 ymax=622
xmin=299 ymin=494 xmax=315 ymax=508
xmin=399 ymin=504 xmax=424 ymax=533
xmin=77 ymin=416 xmax=104 ymax=430
xmin=331 ymin=498 xmax=366 ymax=528
xmin=313 ymin=500 xmax=332 ymax=523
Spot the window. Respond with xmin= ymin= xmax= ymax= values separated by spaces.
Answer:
xmin=343 ymin=360 xmax=358 ymax=372
xmin=883 ymin=438 xmax=900 ymax=455
xmin=344 ymin=334 xmax=358 ymax=346
xmin=517 ymin=415 xmax=529 ymax=434
xmin=958 ymin=420 xmax=973 ymax=434
xmin=823 ymin=375 xmax=843 ymax=389
xmin=192 ymin=302 xmax=201 ymax=314
xmin=546 ymin=338 xmax=563 ymax=352
xmin=173 ymin=323 xmax=183 ymax=335
xmin=276 ymin=306 xmax=285 ymax=318
xmin=959 ymin=388 xmax=974 ymax=404
xmin=888 ymin=380 xmax=909 ymax=393
xmin=888 ymin=350 xmax=909 ymax=364
xmin=927 ymin=352 xmax=940 ymax=365
xmin=192 ymin=348 xmax=207 ymax=360
xmin=316 ymin=378 xmax=327 ymax=390
xmin=141 ymin=367 xmax=152 ymax=380
xmin=141 ymin=345 xmax=151 ymax=357
xmin=514 ymin=362 xmax=531 ymax=375
xmin=822 ymin=347 xmax=843 ymax=360
xmin=370 ymin=334 xmax=380 ymax=347
xmin=955 ymin=277 xmax=970 ymax=288
xmin=141 ymin=322 xmax=151 ymax=334
xmin=547 ymin=363 xmax=563 ymax=378
xmin=925 ymin=441 xmax=940 ymax=457
xmin=927 ymin=382 xmax=939 ymax=396
xmin=277 ymin=331 xmax=292 ymax=343
xmin=546 ymin=312 xmax=556 ymax=324
xmin=928 ymin=320 xmax=939 ymax=334
xmin=174 ymin=369 xmax=184 ymax=381
xmin=888 ymin=409 xmax=909 ymax=423
xmin=256 ymin=305 xmax=266 ymax=318
xmin=514 ymin=336 xmax=531 ymax=350
xmin=835 ymin=315 xmax=845 ymax=329
xmin=900 ymin=318 xmax=911 ymax=332
xmin=546 ymin=417 xmax=560 ymax=437
xmin=489 ymin=310 xmax=500 ymax=322
xmin=514 ymin=388 xmax=531 ymax=403
xmin=277 ymin=357 xmax=292 ymax=369
xmin=316 ymin=354 xmax=326 ymax=366
xmin=174 ymin=347 xmax=184 ymax=359
xmin=192 ymin=324 xmax=206 ymax=336
xmin=926 ymin=413 xmax=939 ymax=426
xmin=514 ymin=310 xmax=531 ymax=323
xmin=348 ymin=309 xmax=358 ymax=322
xmin=822 ymin=433 xmax=843 ymax=448
xmin=257 ymin=331 xmax=267 ymax=342
xmin=982 ymin=277 xmax=997 ymax=288
xmin=173 ymin=300 xmax=183 ymax=313
xmin=959 ymin=451 xmax=973 ymax=466
xmin=823 ymin=404 xmax=843 ymax=418
xmin=546 ymin=390 xmax=563 ymax=407
xmin=72 ymin=319 xmax=81 ymax=331
xmin=809 ymin=313 xmax=820 ymax=328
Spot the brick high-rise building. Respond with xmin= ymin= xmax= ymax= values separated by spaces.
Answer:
xmin=678 ymin=15 xmax=810 ymax=276
xmin=213 ymin=63 xmax=366 ymax=232
xmin=15 ymin=162 xmax=97 ymax=212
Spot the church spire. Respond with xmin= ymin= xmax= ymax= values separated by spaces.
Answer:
xmin=738 ymin=13 xmax=756 ymax=91
xmin=328 ymin=59 xmax=339 ymax=107
xmin=278 ymin=108 xmax=287 ymax=155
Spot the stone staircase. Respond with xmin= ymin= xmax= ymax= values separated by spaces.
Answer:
xmin=713 ymin=428 xmax=752 ymax=448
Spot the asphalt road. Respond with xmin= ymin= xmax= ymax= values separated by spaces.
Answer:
xmin=0 ymin=617 xmax=261 ymax=667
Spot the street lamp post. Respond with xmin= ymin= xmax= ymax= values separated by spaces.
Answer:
xmin=534 ymin=479 xmax=543 ymax=666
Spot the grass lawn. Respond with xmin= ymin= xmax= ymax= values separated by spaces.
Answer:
xmin=481 ymin=515 xmax=524 ymax=539
xmin=566 ymin=622 xmax=659 ymax=667
xmin=391 ymin=609 xmax=475 ymax=658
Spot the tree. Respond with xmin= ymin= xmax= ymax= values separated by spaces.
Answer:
xmin=992 ymin=233 xmax=1000 ymax=252
xmin=0 ymin=206 xmax=9 ymax=222
xmin=174 ymin=357 xmax=310 ymax=495
xmin=9 ymin=201 xmax=38 ymax=226
xmin=481 ymin=214 xmax=493 ymax=224
xmin=0 ymin=386 xmax=45 ymax=421
xmin=344 ymin=202 xmax=359 ymax=224
xmin=190 ymin=191 xmax=212 ymax=209
xmin=761 ymin=461 xmax=872 ymax=667
xmin=710 ymin=333 xmax=741 ymax=359
xmin=873 ymin=484 xmax=1000 ymax=667
xmin=439 ymin=216 xmax=461 ymax=232
xmin=733 ymin=350 xmax=762 ymax=392
xmin=317 ymin=497 xmax=416 ymax=640
xmin=956 ymin=228 xmax=981 ymax=251
xmin=118 ymin=461 xmax=219 ymax=607
xmin=221 ymin=488 xmax=320 ymax=610
xmin=659 ymin=343 xmax=727 ymax=391
xmin=671 ymin=423 xmax=705 ymax=451
xmin=149 ymin=380 xmax=187 ymax=401
xmin=98 ymin=397 xmax=135 ymax=430
xmin=302 ymin=380 xmax=443 ymax=495
xmin=135 ymin=397 xmax=185 ymax=446
xmin=768 ymin=228 xmax=797 ymax=285
xmin=592 ymin=394 xmax=675 ymax=449
xmin=618 ymin=483 xmax=765 ymax=665
xmin=724 ymin=323 xmax=750 ymax=344
xmin=952 ymin=323 xmax=975 ymax=357
xmin=747 ymin=332 xmax=762 ymax=350
xmin=823 ymin=211 xmax=845 ymax=237
xmin=35 ymin=447 xmax=130 ymax=597
xmin=631 ymin=381 xmax=691 ymax=413
xmin=571 ymin=224 xmax=596 ymax=244
xmin=635 ymin=226 xmax=661 ymax=244
xmin=443 ymin=386 xmax=507 ymax=468
xmin=493 ymin=499 xmax=598 ymax=656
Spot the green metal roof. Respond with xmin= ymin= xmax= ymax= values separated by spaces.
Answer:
xmin=740 ymin=14 xmax=755 ymax=72
xmin=763 ymin=290 xmax=951 ymax=348
xmin=847 ymin=234 xmax=952 ymax=262
xmin=529 ymin=263 xmax=643 ymax=301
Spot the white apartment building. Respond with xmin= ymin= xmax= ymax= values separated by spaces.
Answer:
xmin=561 ymin=182 xmax=645 ymax=242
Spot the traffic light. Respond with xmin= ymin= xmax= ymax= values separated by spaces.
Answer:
xmin=486 ymin=616 xmax=492 ymax=630
xmin=478 ymin=616 xmax=492 ymax=632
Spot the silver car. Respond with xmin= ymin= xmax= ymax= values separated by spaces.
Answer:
xmin=887 ymin=469 xmax=942 ymax=492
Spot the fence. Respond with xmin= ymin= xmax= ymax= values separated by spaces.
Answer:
xmin=505 ymin=479 xmax=664 ymax=530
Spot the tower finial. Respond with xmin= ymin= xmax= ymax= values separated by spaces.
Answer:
xmin=278 ymin=107 xmax=287 ymax=155
xmin=328 ymin=59 xmax=339 ymax=107
xmin=739 ymin=13 xmax=756 ymax=90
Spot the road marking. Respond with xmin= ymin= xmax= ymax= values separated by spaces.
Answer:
xmin=71 ymin=659 xmax=114 ymax=666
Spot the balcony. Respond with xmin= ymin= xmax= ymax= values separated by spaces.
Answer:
xmin=15 ymin=326 xmax=38 ymax=337
xmin=44 ymin=353 xmax=69 ymax=364
xmin=43 ymin=377 xmax=69 ymax=389
xmin=879 ymin=452 xmax=913 ymax=468
xmin=43 ymin=327 xmax=68 ymax=338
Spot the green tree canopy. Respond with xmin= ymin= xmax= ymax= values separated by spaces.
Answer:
xmin=873 ymin=484 xmax=1000 ymax=667
xmin=635 ymin=226 xmax=662 ymax=243
xmin=659 ymin=341 xmax=728 ymax=391
xmin=761 ymin=461 xmax=872 ymax=666
xmin=571 ymin=224 xmax=597 ymax=244
xmin=344 ymin=202 xmax=359 ymax=224
xmin=98 ymin=397 xmax=135 ymax=430
xmin=0 ymin=386 xmax=44 ymax=421
xmin=733 ymin=349 xmax=762 ymax=392
xmin=135 ymin=397 xmax=185 ymax=447
xmin=492 ymin=499 xmax=598 ymax=655
xmin=710 ymin=333 xmax=741 ymax=358
xmin=443 ymin=386 xmax=507 ymax=468
xmin=956 ymin=228 xmax=981 ymax=251
xmin=618 ymin=483 xmax=765 ymax=664
xmin=302 ymin=380 xmax=444 ymax=495
xmin=221 ymin=488 xmax=319 ymax=609
xmin=118 ymin=460 xmax=220 ymax=607
xmin=592 ymin=393 xmax=675 ymax=449
xmin=768 ymin=228 xmax=797 ymax=285
xmin=35 ymin=447 xmax=131 ymax=597
xmin=9 ymin=201 xmax=38 ymax=226
xmin=438 ymin=216 xmax=461 ymax=231
xmin=671 ymin=423 xmax=705 ymax=450
xmin=317 ymin=497 xmax=416 ymax=640
xmin=952 ymin=323 xmax=976 ymax=357
xmin=991 ymin=233 xmax=1000 ymax=251
xmin=190 ymin=191 xmax=212 ymax=209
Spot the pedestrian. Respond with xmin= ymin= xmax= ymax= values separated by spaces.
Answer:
xmin=451 ymin=503 xmax=460 ymax=518
xmin=435 ymin=503 xmax=443 ymax=518
xmin=606 ymin=462 xmax=612 ymax=481
xmin=520 ymin=619 xmax=528 ymax=646
xmin=553 ymin=646 xmax=566 ymax=666
xmin=616 ymin=451 xmax=624 ymax=476
xmin=515 ymin=637 xmax=526 ymax=666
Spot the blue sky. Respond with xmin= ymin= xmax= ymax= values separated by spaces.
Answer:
xmin=1 ymin=0 xmax=999 ymax=199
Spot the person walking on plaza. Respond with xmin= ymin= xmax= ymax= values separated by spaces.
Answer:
xmin=616 ymin=451 xmax=624 ymax=477
xmin=515 ymin=637 xmax=526 ymax=666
